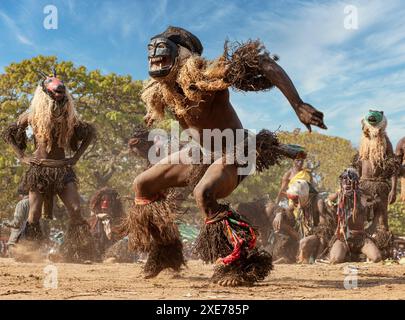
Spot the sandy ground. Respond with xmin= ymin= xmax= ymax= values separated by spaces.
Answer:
xmin=0 ymin=258 xmax=404 ymax=300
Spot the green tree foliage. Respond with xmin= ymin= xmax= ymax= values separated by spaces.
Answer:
xmin=0 ymin=56 xmax=145 ymax=218
xmin=388 ymin=202 xmax=405 ymax=235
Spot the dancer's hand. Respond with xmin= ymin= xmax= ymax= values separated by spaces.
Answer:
xmin=295 ymin=102 xmax=327 ymax=132
xmin=388 ymin=191 xmax=397 ymax=205
xmin=143 ymin=113 xmax=155 ymax=127
xmin=20 ymin=156 xmax=41 ymax=165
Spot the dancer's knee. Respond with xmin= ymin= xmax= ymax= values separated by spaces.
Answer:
xmin=365 ymin=242 xmax=382 ymax=263
xmin=133 ymin=174 xmax=151 ymax=195
xmin=369 ymin=251 xmax=382 ymax=263
xmin=329 ymin=255 xmax=343 ymax=264
xmin=329 ymin=243 xmax=346 ymax=264
xmin=300 ymin=236 xmax=317 ymax=252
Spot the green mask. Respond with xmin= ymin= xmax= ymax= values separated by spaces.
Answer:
xmin=364 ymin=110 xmax=383 ymax=126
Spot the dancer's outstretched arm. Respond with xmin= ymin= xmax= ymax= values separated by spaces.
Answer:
xmin=259 ymin=55 xmax=327 ymax=132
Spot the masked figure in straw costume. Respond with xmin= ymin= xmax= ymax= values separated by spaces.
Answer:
xmin=354 ymin=110 xmax=400 ymax=258
xmin=88 ymin=187 xmax=125 ymax=260
xmin=2 ymin=69 xmax=96 ymax=262
xmin=121 ymin=26 xmax=326 ymax=286
xmin=275 ymin=148 xmax=315 ymax=205
xmin=284 ymin=179 xmax=335 ymax=263
xmin=329 ymin=168 xmax=382 ymax=263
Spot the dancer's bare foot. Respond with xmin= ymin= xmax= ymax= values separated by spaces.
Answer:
xmin=212 ymin=262 xmax=253 ymax=287
xmin=214 ymin=276 xmax=246 ymax=287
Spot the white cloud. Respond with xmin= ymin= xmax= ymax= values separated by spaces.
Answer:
xmin=16 ymin=34 xmax=33 ymax=46
xmin=0 ymin=10 xmax=34 ymax=46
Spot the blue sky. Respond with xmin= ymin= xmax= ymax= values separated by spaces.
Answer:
xmin=1 ymin=0 xmax=405 ymax=146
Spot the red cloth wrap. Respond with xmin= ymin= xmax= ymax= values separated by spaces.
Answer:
xmin=207 ymin=210 xmax=257 ymax=266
